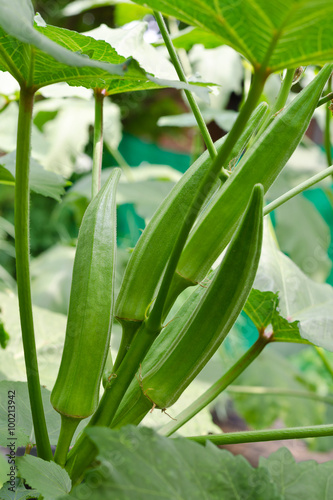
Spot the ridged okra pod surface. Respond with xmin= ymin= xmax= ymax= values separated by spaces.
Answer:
xmin=115 ymin=103 xmax=268 ymax=325
xmin=174 ymin=64 xmax=333 ymax=286
xmin=112 ymin=184 xmax=264 ymax=425
xmin=51 ymin=169 xmax=120 ymax=419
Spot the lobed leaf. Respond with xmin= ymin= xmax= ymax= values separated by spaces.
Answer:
xmin=0 ymin=2 xmax=209 ymax=98
xmin=255 ymin=222 xmax=333 ymax=351
xmin=61 ymin=426 xmax=279 ymax=499
xmin=16 ymin=455 xmax=71 ymax=500
xmin=136 ymin=0 xmax=333 ymax=72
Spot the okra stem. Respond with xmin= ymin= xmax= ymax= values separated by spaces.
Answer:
xmin=54 ymin=416 xmax=80 ymax=467
xmin=15 ymin=85 xmax=53 ymax=461
xmin=92 ymin=89 xmax=105 ymax=199
xmin=188 ymin=423 xmax=333 ymax=446
xmin=154 ymin=11 xmax=217 ymax=159
xmin=317 ymin=92 xmax=333 ymax=107
xmin=107 ymin=145 xmax=134 ymax=182
xmin=257 ymin=68 xmax=295 ymax=135
xmin=324 ymin=77 xmax=332 ymax=168
xmin=314 ymin=346 xmax=333 ymax=381
xmin=225 ymin=385 xmax=333 ymax=406
xmin=160 ymin=335 xmax=269 ymax=437
xmin=263 ymin=164 xmax=333 ymax=215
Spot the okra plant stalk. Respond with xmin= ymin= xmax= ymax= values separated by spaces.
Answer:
xmin=154 ymin=11 xmax=217 ymax=158
xmin=91 ymin=88 xmax=105 ymax=199
xmin=15 ymin=84 xmax=53 ymax=461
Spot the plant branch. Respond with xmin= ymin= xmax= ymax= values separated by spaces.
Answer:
xmin=188 ymin=423 xmax=333 ymax=446
xmin=314 ymin=346 xmax=333 ymax=381
xmin=257 ymin=68 xmax=295 ymax=136
xmin=160 ymin=335 xmax=269 ymax=437
xmin=317 ymin=92 xmax=333 ymax=107
xmin=92 ymin=89 xmax=105 ymax=199
xmin=264 ymin=165 xmax=333 ymax=215
xmin=107 ymin=145 xmax=134 ymax=182
xmin=154 ymin=11 xmax=217 ymax=159
xmin=15 ymin=86 xmax=53 ymax=461
xmin=324 ymin=77 xmax=332 ymax=168
xmin=226 ymin=385 xmax=333 ymax=406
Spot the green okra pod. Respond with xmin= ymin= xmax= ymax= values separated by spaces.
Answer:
xmin=112 ymin=184 xmax=264 ymax=426
xmin=171 ymin=63 xmax=333 ymax=291
xmin=51 ymin=169 xmax=120 ymax=462
xmin=114 ymin=103 xmax=268 ymax=367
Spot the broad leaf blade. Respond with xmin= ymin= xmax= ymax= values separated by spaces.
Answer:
xmin=17 ymin=455 xmax=71 ymax=500
xmin=260 ymin=448 xmax=333 ymax=499
xmin=137 ymin=0 xmax=333 ymax=71
xmin=0 ymin=3 xmax=209 ymax=98
xmin=255 ymin=222 xmax=333 ymax=350
xmin=61 ymin=426 xmax=280 ymax=499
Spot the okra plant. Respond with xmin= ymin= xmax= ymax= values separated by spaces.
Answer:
xmin=1 ymin=0 xmax=333 ymax=498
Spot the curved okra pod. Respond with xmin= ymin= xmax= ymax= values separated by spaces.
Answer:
xmin=51 ymin=169 xmax=120 ymax=464
xmin=113 ymin=103 xmax=268 ymax=368
xmin=168 ymin=64 xmax=333 ymax=297
xmin=111 ymin=184 xmax=264 ymax=427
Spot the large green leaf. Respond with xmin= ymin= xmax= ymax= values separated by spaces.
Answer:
xmin=260 ymin=448 xmax=333 ymax=499
xmin=17 ymin=455 xmax=71 ymax=500
xmin=0 ymin=2 xmax=209 ymax=98
xmin=137 ymin=0 xmax=333 ymax=72
xmin=61 ymin=426 xmax=280 ymax=499
xmin=255 ymin=222 xmax=333 ymax=351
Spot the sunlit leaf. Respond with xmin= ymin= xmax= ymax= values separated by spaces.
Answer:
xmin=136 ymin=0 xmax=333 ymax=71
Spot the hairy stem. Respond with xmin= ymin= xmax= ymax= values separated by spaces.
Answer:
xmin=154 ymin=11 xmax=216 ymax=159
xmin=107 ymin=145 xmax=134 ymax=182
xmin=264 ymin=164 xmax=333 ymax=215
xmin=318 ymin=92 xmax=333 ymax=107
xmin=257 ymin=68 xmax=295 ymax=136
xmin=314 ymin=346 xmax=333 ymax=381
xmin=188 ymin=423 xmax=333 ymax=446
xmin=15 ymin=86 xmax=53 ymax=461
xmin=92 ymin=89 xmax=105 ymax=199
xmin=226 ymin=385 xmax=333 ymax=406
xmin=160 ymin=336 xmax=269 ymax=437
xmin=324 ymin=77 xmax=332 ymax=168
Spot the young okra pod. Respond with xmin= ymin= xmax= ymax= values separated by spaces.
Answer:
xmin=112 ymin=184 xmax=264 ymax=427
xmin=114 ymin=103 xmax=268 ymax=366
xmin=170 ymin=64 xmax=333 ymax=293
xmin=51 ymin=169 xmax=120 ymax=460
